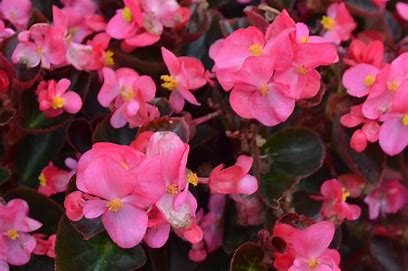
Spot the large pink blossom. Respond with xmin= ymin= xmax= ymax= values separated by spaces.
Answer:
xmin=36 ymin=78 xmax=82 ymax=118
xmin=0 ymin=199 xmax=42 ymax=266
xmin=364 ymin=179 xmax=408 ymax=219
xmin=74 ymin=142 xmax=165 ymax=248
xmin=320 ymin=2 xmax=356 ymax=44
xmin=161 ymin=47 xmax=207 ymax=113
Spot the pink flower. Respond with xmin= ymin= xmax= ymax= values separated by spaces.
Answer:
xmin=161 ymin=47 xmax=207 ymax=113
xmin=33 ymin=234 xmax=56 ymax=258
xmin=364 ymin=179 xmax=408 ymax=219
xmin=373 ymin=0 xmax=388 ymax=9
xmin=36 ymin=79 xmax=82 ymax=118
xmin=0 ymin=20 xmax=14 ymax=42
xmin=288 ymin=221 xmax=340 ymax=271
xmin=0 ymin=199 xmax=42 ymax=266
xmin=378 ymin=82 xmax=408 ymax=156
xmin=397 ymin=2 xmax=408 ymax=21
xmin=273 ymin=223 xmax=296 ymax=271
xmin=0 ymin=236 xmax=8 ymax=271
xmin=64 ymin=191 xmax=88 ymax=222
xmin=97 ymin=67 xmax=158 ymax=128
xmin=74 ymin=142 xmax=165 ymax=248
xmin=229 ymin=57 xmax=295 ymax=126
xmin=207 ymin=155 xmax=258 ymax=195
xmin=321 ymin=3 xmax=356 ymax=44
xmin=37 ymin=161 xmax=76 ymax=197
xmin=343 ymin=64 xmax=380 ymax=98
xmin=0 ymin=0 xmax=31 ymax=30
xmin=344 ymin=39 xmax=384 ymax=68
xmin=313 ymin=179 xmax=361 ymax=221
xmin=12 ymin=23 xmax=67 ymax=69
xmin=106 ymin=0 xmax=143 ymax=40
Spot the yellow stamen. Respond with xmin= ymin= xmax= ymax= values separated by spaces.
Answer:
xmin=105 ymin=50 xmax=114 ymax=66
xmin=342 ymin=188 xmax=351 ymax=202
xmin=7 ymin=229 xmax=19 ymax=240
xmin=300 ymin=36 xmax=309 ymax=43
xmin=259 ymin=84 xmax=269 ymax=96
xmin=166 ymin=184 xmax=178 ymax=195
xmin=38 ymin=173 xmax=47 ymax=187
xmin=297 ymin=65 xmax=308 ymax=75
xmin=321 ymin=16 xmax=336 ymax=31
xmin=160 ymin=75 xmax=178 ymax=91
xmin=387 ymin=80 xmax=398 ymax=92
xmin=120 ymin=86 xmax=134 ymax=101
xmin=308 ymin=258 xmax=318 ymax=269
xmin=106 ymin=199 xmax=124 ymax=212
xmin=52 ymin=96 xmax=65 ymax=109
xmin=402 ymin=115 xmax=408 ymax=126
xmin=363 ymin=74 xmax=376 ymax=87
xmin=122 ymin=7 xmax=133 ymax=23
xmin=120 ymin=161 xmax=129 ymax=170
xmin=248 ymin=44 xmax=263 ymax=56
xmin=187 ymin=171 xmax=199 ymax=186
xmin=36 ymin=47 xmax=43 ymax=57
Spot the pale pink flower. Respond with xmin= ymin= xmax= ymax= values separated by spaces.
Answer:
xmin=97 ymin=67 xmax=158 ymax=128
xmin=312 ymin=179 xmax=361 ymax=221
xmin=33 ymin=234 xmax=56 ymax=258
xmin=37 ymin=161 xmax=75 ymax=197
xmin=0 ymin=0 xmax=31 ymax=30
xmin=161 ymin=47 xmax=206 ymax=113
xmin=36 ymin=78 xmax=82 ymax=118
xmin=397 ymin=2 xmax=408 ymax=21
xmin=288 ymin=221 xmax=340 ymax=271
xmin=12 ymin=22 xmax=67 ymax=69
xmin=74 ymin=142 xmax=165 ymax=248
xmin=364 ymin=179 xmax=408 ymax=219
xmin=206 ymin=155 xmax=258 ymax=195
xmin=321 ymin=2 xmax=357 ymax=44
xmin=378 ymin=82 xmax=408 ymax=155
xmin=0 ymin=199 xmax=42 ymax=266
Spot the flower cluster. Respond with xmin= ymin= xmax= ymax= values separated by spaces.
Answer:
xmin=209 ymin=10 xmax=338 ymax=126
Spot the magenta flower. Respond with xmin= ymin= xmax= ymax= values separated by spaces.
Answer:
xmin=320 ymin=2 xmax=356 ymax=44
xmin=75 ymin=143 xmax=165 ymax=248
xmin=0 ymin=0 xmax=31 ymax=30
xmin=288 ymin=221 xmax=340 ymax=271
xmin=37 ymin=161 xmax=75 ymax=197
xmin=0 ymin=199 xmax=42 ymax=266
xmin=364 ymin=179 xmax=408 ymax=219
xmin=161 ymin=47 xmax=207 ymax=113
xmin=97 ymin=67 xmax=158 ymax=128
xmin=206 ymin=155 xmax=258 ymax=195
xmin=378 ymin=81 xmax=408 ymax=155
xmin=313 ymin=179 xmax=361 ymax=221
xmin=36 ymin=78 xmax=82 ymax=118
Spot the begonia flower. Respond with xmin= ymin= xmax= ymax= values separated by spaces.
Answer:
xmin=320 ymin=2 xmax=356 ymax=44
xmin=161 ymin=47 xmax=207 ymax=113
xmin=0 ymin=0 xmax=31 ymax=30
xmin=37 ymin=161 xmax=76 ymax=197
xmin=36 ymin=78 xmax=82 ymax=118
xmin=344 ymin=39 xmax=384 ymax=67
xmin=397 ymin=2 xmax=408 ymax=21
xmin=33 ymin=234 xmax=56 ymax=258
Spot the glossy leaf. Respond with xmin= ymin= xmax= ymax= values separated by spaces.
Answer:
xmin=56 ymin=216 xmax=147 ymax=271
xmin=140 ymin=116 xmax=190 ymax=143
xmin=230 ymin=242 xmax=267 ymax=271
xmin=260 ymin=173 xmax=297 ymax=208
xmin=370 ymin=235 xmax=408 ymax=271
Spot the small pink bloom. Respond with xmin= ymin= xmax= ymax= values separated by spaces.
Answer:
xmin=208 ymin=155 xmax=258 ymax=195
xmin=288 ymin=221 xmax=340 ymax=271
xmin=397 ymin=2 xmax=408 ymax=21
xmin=106 ymin=0 xmax=142 ymax=40
xmin=378 ymin=81 xmax=408 ymax=156
xmin=33 ymin=234 xmax=56 ymax=258
xmin=364 ymin=179 xmax=408 ymax=219
xmin=0 ymin=0 xmax=31 ymax=30
xmin=161 ymin=47 xmax=206 ymax=113
xmin=272 ymin=222 xmax=296 ymax=271
xmin=36 ymin=79 xmax=82 ymax=118
xmin=37 ymin=162 xmax=75 ymax=197
xmin=344 ymin=39 xmax=384 ymax=67
xmin=74 ymin=143 xmax=165 ymax=248
xmin=0 ymin=199 xmax=42 ymax=266
xmin=64 ymin=191 xmax=87 ymax=222
xmin=313 ymin=179 xmax=361 ymax=221
xmin=144 ymin=206 xmax=171 ymax=248
xmin=0 ymin=20 xmax=14 ymax=42
xmin=343 ymin=64 xmax=380 ymax=98
xmin=321 ymin=3 xmax=356 ymax=44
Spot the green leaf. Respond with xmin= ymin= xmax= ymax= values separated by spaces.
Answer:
xmin=56 ymin=216 xmax=147 ymax=271
xmin=259 ymin=173 xmax=297 ymax=208
xmin=230 ymin=242 xmax=267 ymax=271
xmin=332 ymin=103 xmax=386 ymax=185
xmin=4 ymin=187 xmax=63 ymax=234
xmin=261 ymin=127 xmax=326 ymax=178
xmin=140 ymin=116 xmax=190 ymax=143
xmin=370 ymin=235 xmax=408 ymax=271
xmin=93 ymin=117 xmax=138 ymax=145
xmin=199 ymin=249 xmax=230 ymax=271
xmin=15 ymin=127 xmax=66 ymax=187
xmin=0 ymin=167 xmax=11 ymax=185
